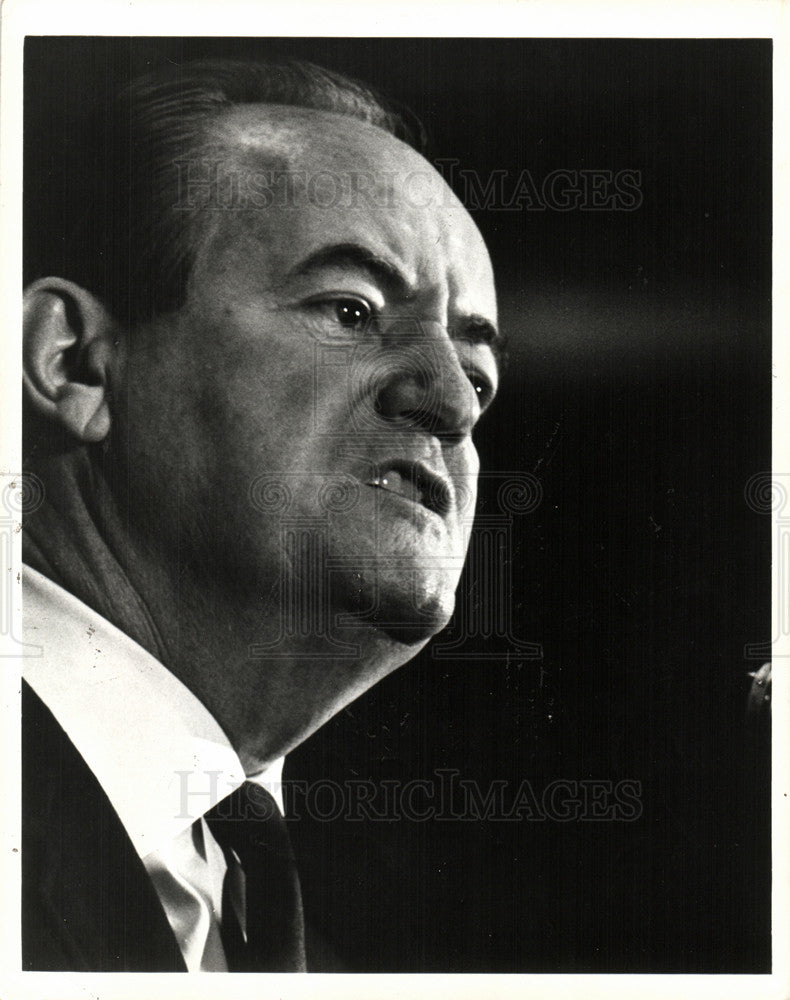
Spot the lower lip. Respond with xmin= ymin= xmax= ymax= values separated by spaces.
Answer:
xmin=365 ymin=483 xmax=443 ymax=522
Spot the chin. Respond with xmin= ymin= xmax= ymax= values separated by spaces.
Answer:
xmin=342 ymin=568 xmax=458 ymax=647
xmin=380 ymin=602 xmax=454 ymax=647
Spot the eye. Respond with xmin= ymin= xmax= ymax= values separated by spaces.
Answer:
xmin=330 ymin=297 xmax=372 ymax=331
xmin=467 ymin=370 xmax=495 ymax=409
xmin=305 ymin=295 xmax=375 ymax=334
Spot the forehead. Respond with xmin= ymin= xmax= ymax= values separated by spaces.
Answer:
xmin=198 ymin=105 xmax=496 ymax=315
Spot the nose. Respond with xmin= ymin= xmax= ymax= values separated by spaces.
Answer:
xmin=374 ymin=320 xmax=479 ymax=444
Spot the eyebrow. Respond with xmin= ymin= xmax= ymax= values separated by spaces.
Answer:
xmin=287 ymin=241 xmax=507 ymax=367
xmin=455 ymin=315 xmax=508 ymax=371
xmin=287 ymin=242 xmax=416 ymax=297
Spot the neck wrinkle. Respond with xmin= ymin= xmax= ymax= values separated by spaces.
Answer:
xmin=23 ymin=447 xmax=169 ymax=666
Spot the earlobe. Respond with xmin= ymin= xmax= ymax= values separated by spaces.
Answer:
xmin=23 ymin=278 xmax=117 ymax=443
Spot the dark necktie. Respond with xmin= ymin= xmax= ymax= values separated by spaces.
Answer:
xmin=206 ymin=782 xmax=307 ymax=972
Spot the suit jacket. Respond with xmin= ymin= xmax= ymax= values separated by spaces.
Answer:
xmin=22 ymin=679 xmax=187 ymax=971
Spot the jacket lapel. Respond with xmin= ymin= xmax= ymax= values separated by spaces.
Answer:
xmin=22 ymin=680 xmax=187 ymax=971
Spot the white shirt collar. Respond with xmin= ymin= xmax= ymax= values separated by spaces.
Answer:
xmin=22 ymin=566 xmax=285 ymax=860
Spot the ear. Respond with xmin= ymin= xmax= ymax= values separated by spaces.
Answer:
xmin=23 ymin=278 xmax=118 ymax=443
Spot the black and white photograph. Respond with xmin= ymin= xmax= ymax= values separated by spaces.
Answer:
xmin=1 ymin=4 xmax=787 ymax=997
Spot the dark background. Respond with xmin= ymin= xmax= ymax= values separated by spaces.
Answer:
xmin=25 ymin=37 xmax=772 ymax=972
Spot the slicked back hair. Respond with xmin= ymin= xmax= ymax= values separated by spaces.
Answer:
xmin=24 ymin=58 xmax=426 ymax=324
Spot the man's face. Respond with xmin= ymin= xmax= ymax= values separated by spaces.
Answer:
xmin=119 ymin=106 xmax=499 ymax=649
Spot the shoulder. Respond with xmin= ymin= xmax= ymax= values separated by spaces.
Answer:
xmin=21 ymin=681 xmax=185 ymax=971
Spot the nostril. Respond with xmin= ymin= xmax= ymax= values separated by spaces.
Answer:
xmin=434 ymin=427 xmax=466 ymax=447
xmin=374 ymin=376 xmax=429 ymax=422
xmin=401 ymin=406 xmax=433 ymax=428
xmin=401 ymin=408 xmax=465 ymax=446
xmin=374 ymin=355 xmax=475 ymax=440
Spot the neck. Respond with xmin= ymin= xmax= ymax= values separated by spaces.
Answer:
xmin=23 ymin=447 xmax=170 ymax=661
xmin=24 ymin=445 xmax=415 ymax=773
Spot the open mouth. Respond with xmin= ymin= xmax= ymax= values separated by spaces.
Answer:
xmin=365 ymin=461 xmax=452 ymax=516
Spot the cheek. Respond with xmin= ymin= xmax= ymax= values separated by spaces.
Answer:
xmin=193 ymin=347 xmax=320 ymax=472
xmin=448 ymin=440 xmax=480 ymax=512
xmin=117 ymin=336 xmax=196 ymax=475
xmin=191 ymin=368 xmax=359 ymax=549
xmin=199 ymin=310 xmax=355 ymax=450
